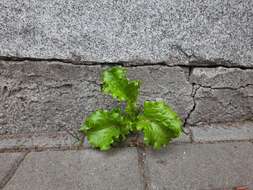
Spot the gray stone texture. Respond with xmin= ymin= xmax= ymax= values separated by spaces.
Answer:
xmin=190 ymin=67 xmax=253 ymax=89
xmin=127 ymin=66 xmax=193 ymax=120
xmin=189 ymin=67 xmax=253 ymax=126
xmin=0 ymin=152 xmax=25 ymax=188
xmin=0 ymin=131 xmax=190 ymax=151
xmin=0 ymin=132 xmax=78 ymax=151
xmin=0 ymin=0 xmax=252 ymax=66
xmin=171 ymin=132 xmax=191 ymax=144
xmin=0 ymin=61 xmax=109 ymax=135
xmin=191 ymin=121 xmax=253 ymax=142
xmin=0 ymin=61 xmax=193 ymax=135
xmin=3 ymin=148 xmax=143 ymax=190
xmin=146 ymin=142 xmax=253 ymax=190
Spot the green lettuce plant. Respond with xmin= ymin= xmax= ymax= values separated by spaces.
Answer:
xmin=79 ymin=66 xmax=182 ymax=150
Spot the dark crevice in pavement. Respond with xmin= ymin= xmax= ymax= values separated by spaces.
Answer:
xmin=137 ymin=146 xmax=151 ymax=190
xmin=0 ymin=151 xmax=29 ymax=190
xmin=1 ymin=56 xmax=253 ymax=69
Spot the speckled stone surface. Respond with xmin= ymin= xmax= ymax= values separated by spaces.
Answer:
xmin=0 ymin=61 xmax=193 ymax=135
xmin=0 ymin=153 xmax=25 ymax=188
xmin=146 ymin=142 xmax=253 ymax=190
xmin=0 ymin=0 xmax=252 ymax=66
xmin=188 ymin=67 xmax=253 ymax=126
xmin=191 ymin=121 xmax=253 ymax=142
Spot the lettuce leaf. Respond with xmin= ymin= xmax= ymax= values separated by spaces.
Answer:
xmin=80 ymin=109 xmax=130 ymax=150
xmin=136 ymin=101 xmax=182 ymax=149
xmin=102 ymin=66 xmax=140 ymax=114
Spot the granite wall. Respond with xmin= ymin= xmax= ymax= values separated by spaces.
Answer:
xmin=0 ymin=0 xmax=252 ymax=135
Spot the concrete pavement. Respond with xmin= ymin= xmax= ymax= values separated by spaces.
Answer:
xmin=0 ymin=141 xmax=252 ymax=190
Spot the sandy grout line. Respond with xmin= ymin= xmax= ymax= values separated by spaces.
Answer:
xmin=137 ymin=146 xmax=151 ymax=190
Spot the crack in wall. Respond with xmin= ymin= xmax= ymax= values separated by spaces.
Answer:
xmin=171 ymin=44 xmax=197 ymax=60
xmin=183 ymin=83 xmax=253 ymax=127
xmin=169 ymin=45 xmax=253 ymax=70
xmin=184 ymin=64 xmax=253 ymax=127
xmin=195 ymin=84 xmax=253 ymax=91
xmin=183 ymin=84 xmax=200 ymax=128
xmin=1 ymin=55 xmax=253 ymax=69
xmin=0 ymin=56 xmax=168 ymax=67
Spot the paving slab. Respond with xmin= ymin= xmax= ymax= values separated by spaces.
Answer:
xmin=171 ymin=132 xmax=191 ymax=144
xmin=191 ymin=121 xmax=253 ymax=143
xmin=0 ymin=0 xmax=252 ymax=66
xmin=0 ymin=152 xmax=26 ymax=189
xmin=3 ymin=148 xmax=143 ymax=190
xmin=146 ymin=142 xmax=253 ymax=190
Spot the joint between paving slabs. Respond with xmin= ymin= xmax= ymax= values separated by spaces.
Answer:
xmin=0 ymin=151 xmax=29 ymax=190
xmin=137 ymin=146 xmax=151 ymax=190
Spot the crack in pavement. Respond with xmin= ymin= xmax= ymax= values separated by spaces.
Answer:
xmin=137 ymin=146 xmax=151 ymax=190
xmin=0 ymin=151 xmax=29 ymax=190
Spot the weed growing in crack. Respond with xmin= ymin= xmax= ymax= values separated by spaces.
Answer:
xmin=79 ymin=66 xmax=182 ymax=150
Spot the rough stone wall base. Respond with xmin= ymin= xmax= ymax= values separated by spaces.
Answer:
xmin=0 ymin=0 xmax=252 ymax=149
xmin=0 ymin=60 xmax=252 ymax=149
